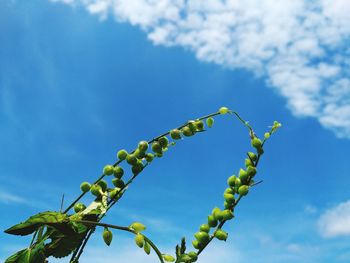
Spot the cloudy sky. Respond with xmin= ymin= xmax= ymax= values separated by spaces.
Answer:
xmin=1 ymin=0 xmax=350 ymax=262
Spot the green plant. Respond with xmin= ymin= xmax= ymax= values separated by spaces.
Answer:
xmin=4 ymin=107 xmax=281 ymax=263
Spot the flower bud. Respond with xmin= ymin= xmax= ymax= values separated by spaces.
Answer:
xmin=90 ymin=184 xmax=102 ymax=197
xmin=192 ymin=240 xmax=200 ymax=249
xmin=109 ymin=188 xmax=121 ymax=200
xmin=126 ymin=154 xmax=138 ymax=165
xmin=151 ymin=142 xmax=163 ymax=154
xmin=206 ymin=117 xmax=214 ymax=128
xmin=158 ymin=136 xmax=169 ymax=148
xmin=188 ymin=251 xmax=198 ymax=261
xmin=117 ymin=149 xmax=128 ymax=160
xmin=238 ymin=185 xmax=249 ymax=196
xmin=112 ymin=178 xmax=125 ymax=188
xmin=224 ymin=193 xmax=235 ymax=204
xmin=162 ymin=254 xmax=175 ymax=262
xmin=170 ymin=129 xmax=182 ymax=140
xmin=247 ymin=152 xmax=257 ymax=161
xmin=227 ymin=175 xmax=237 ymax=187
xmin=214 ymin=229 xmax=228 ymax=241
xmin=132 ymin=161 xmax=144 ymax=175
xmin=74 ymin=203 xmax=86 ymax=213
xmin=144 ymin=241 xmax=151 ymax=255
xmin=134 ymin=149 xmax=145 ymax=159
xmin=113 ymin=166 xmax=124 ymax=179
xmin=187 ymin=120 xmax=197 ymax=132
xmin=194 ymin=231 xmax=209 ymax=244
xmin=182 ymin=126 xmax=193 ymax=137
xmin=97 ymin=180 xmax=108 ymax=192
xmin=264 ymin=132 xmax=270 ymax=139
xmin=135 ymin=233 xmax=144 ymax=248
xmin=212 ymin=207 xmax=223 ymax=221
xmin=103 ymin=165 xmax=114 ymax=176
xmin=245 ymin=158 xmax=253 ymax=167
xmin=195 ymin=120 xmax=204 ymax=131
xmin=199 ymin=224 xmax=210 ymax=233
xmin=130 ymin=222 xmax=146 ymax=233
xmin=221 ymin=210 xmax=234 ymax=220
xmin=208 ymin=215 xmax=218 ymax=227
xmin=145 ymin=153 xmax=154 ymax=162
xmin=102 ymin=228 xmax=113 ymax=246
xmin=224 ymin=187 xmax=235 ymax=195
xmin=247 ymin=166 xmax=257 ymax=177
xmin=251 ymin=137 xmax=262 ymax=149
xmin=80 ymin=182 xmax=91 ymax=193
xmin=239 ymin=168 xmax=249 ymax=183
xmin=138 ymin=141 xmax=149 ymax=152
xmin=219 ymin=106 xmax=230 ymax=114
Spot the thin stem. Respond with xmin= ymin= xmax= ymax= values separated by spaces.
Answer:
xmin=72 ymin=220 xmax=165 ymax=263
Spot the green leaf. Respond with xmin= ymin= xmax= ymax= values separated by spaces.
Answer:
xmin=5 ymin=242 xmax=46 ymax=263
xmin=5 ymin=211 xmax=68 ymax=236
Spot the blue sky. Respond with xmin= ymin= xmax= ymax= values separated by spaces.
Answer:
xmin=1 ymin=1 xmax=350 ymax=262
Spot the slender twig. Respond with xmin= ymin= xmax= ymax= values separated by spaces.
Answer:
xmin=72 ymin=220 xmax=165 ymax=263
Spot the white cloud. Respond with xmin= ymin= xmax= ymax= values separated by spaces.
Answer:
xmin=50 ymin=0 xmax=350 ymax=138
xmin=318 ymin=200 xmax=350 ymax=238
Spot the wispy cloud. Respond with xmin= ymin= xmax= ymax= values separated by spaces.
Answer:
xmin=318 ymin=200 xmax=350 ymax=238
xmin=0 ymin=190 xmax=28 ymax=205
xmin=50 ymin=0 xmax=350 ymax=138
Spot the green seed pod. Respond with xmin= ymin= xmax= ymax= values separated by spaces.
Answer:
xmin=227 ymin=175 xmax=237 ymax=187
xmin=199 ymin=224 xmax=210 ymax=233
xmin=130 ymin=222 xmax=146 ymax=233
xmin=245 ymin=158 xmax=253 ymax=167
xmin=143 ymin=241 xmax=151 ymax=255
xmin=162 ymin=254 xmax=175 ymax=262
xmin=187 ymin=120 xmax=197 ymax=132
xmin=151 ymin=142 xmax=163 ymax=154
xmin=117 ymin=149 xmax=128 ymax=160
xmin=80 ymin=182 xmax=91 ymax=193
xmin=206 ymin=117 xmax=214 ymax=128
xmin=97 ymin=180 xmax=108 ymax=192
xmin=208 ymin=215 xmax=218 ymax=227
xmin=238 ymin=185 xmax=249 ymax=196
xmin=145 ymin=153 xmax=154 ymax=162
xmin=224 ymin=193 xmax=235 ymax=204
xmin=132 ymin=161 xmax=144 ymax=175
xmin=138 ymin=141 xmax=149 ymax=152
xmin=195 ymin=120 xmax=204 ymax=131
xmin=74 ymin=203 xmax=86 ymax=213
xmin=126 ymin=154 xmax=138 ymax=165
xmin=219 ymin=106 xmax=230 ymax=114
xmin=247 ymin=166 xmax=257 ymax=177
xmin=103 ymin=165 xmax=114 ymax=176
xmin=251 ymin=137 xmax=262 ymax=149
xmin=221 ymin=210 xmax=234 ymax=220
xmin=181 ymin=126 xmax=193 ymax=137
xmin=239 ymin=168 xmax=249 ymax=183
xmin=212 ymin=207 xmax=224 ymax=221
xmin=170 ymin=129 xmax=182 ymax=140
xmin=224 ymin=187 xmax=235 ymax=195
xmin=192 ymin=240 xmax=200 ymax=249
xmin=194 ymin=231 xmax=209 ymax=244
xmin=90 ymin=184 xmax=102 ymax=197
xmin=158 ymin=136 xmax=169 ymax=148
xmin=113 ymin=166 xmax=124 ymax=179
xmin=214 ymin=229 xmax=228 ymax=241
xmin=188 ymin=251 xmax=198 ymax=261
xmin=134 ymin=149 xmax=145 ymax=159
xmin=112 ymin=178 xmax=125 ymax=188
xmin=247 ymin=152 xmax=258 ymax=161
xmin=109 ymin=188 xmax=121 ymax=200
xmin=102 ymin=228 xmax=113 ymax=246
xmin=135 ymin=233 xmax=145 ymax=248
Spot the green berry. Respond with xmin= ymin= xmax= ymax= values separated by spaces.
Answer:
xmin=134 ymin=149 xmax=145 ymax=159
xmin=152 ymin=142 xmax=163 ymax=154
xmin=214 ymin=229 xmax=228 ymax=241
xmin=112 ymin=178 xmax=125 ymax=188
xmin=188 ymin=251 xmax=198 ymax=261
xmin=227 ymin=175 xmax=237 ymax=187
xmin=224 ymin=193 xmax=235 ymax=204
xmin=130 ymin=222 xmax=146 ymax=233
xmin=126 ymin=154 xmax=138 ymax=165
xmin=158 ymin=136 xmax=169 ymax=148
xmin=199 ymin=224 xmax=210 ymax=233
xmin=192 ymin=240 xmax=200 ymax=249
xmin=138 ymin=141 xmax=149 ymax=152
xmin=113 ymin=166 xmax=124 ymax=179
xmin=248 ymin=152 xmax=258 ymax=161
xmin=221 ymin=210 xmax=234 ymax=220
xmin=132 ymin=161 xmax=144 ymax=175
xmin=264 ymin=132 xmax=270 ymax=139
xmin=170 ymin=129 xmax=182 ymax=140
xmin=208 ymin=215 xmax=218 ymax=227
xmin=194 ymin=231 xmax=209 ymax=244
xmin=109 ymin=188 xmax=121 ymax=200
xmin=102 ymin=228 xmax=113 ymax=246
xmin=187 ymin=120 xmax=197 ymax=132
xmin=74 ymin=203 xmax=86 ymax=213
xmin=212 ymin=207 xmax=223 ymax=221
xmin=195 ymin=120 xmax=204 ymax=131
xmin=247 ymin=166 xmax=257 ymax=177
xmin=206 ymin=117 xmax=214 ymax=128
xmin=80 ymin=182 xmax=91 ymax=193
xmin=251 ymin=137 xmax=262 ymax=149
xmin=219 ymin=106 xmax=230 ymax=114
xmin=135 ymin=233 xmax=144 ymax=248
xmin=117 ymin=149 xmax=128 ymax=160
xmin=235 ymin=178 xmax=242 ymax=187
xmin=239 ymin=168 xmax=249 ymax=183
xmin=97 ymin=180 xmax=108 ymax=192
xmin=103 ymin=165 xmax=114 ymax=176
xmin=143 ymin=241 xmax=151 ymax=255
xmin=182 ymin=126 xmax=193 ymax=137
xmin=145 ymin=153 xmax=154 ymax=162
xmin=224 ymin=187 xmax=235 ymax=195
xmin=238 ymin=185 xmax=249 ymax=196
xmin=163 ymin=254 xmax=175 ymax=262
xmin=90 ymin=184 xmax=102 ymax=197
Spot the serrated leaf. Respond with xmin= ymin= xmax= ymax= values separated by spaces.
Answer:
xmin=5 ymin=211 xmax=68 ymax=236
